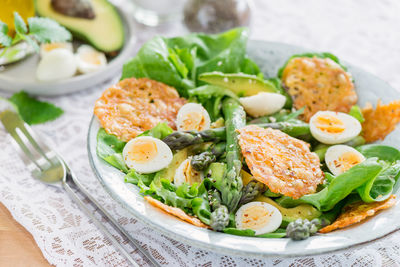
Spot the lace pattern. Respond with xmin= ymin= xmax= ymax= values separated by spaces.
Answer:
xmin=1 ymin=0 xmax=400 ymax=266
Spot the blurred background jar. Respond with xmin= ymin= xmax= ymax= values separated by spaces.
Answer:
xmin=130 ymin=0 xmax=187 ymax=26
xmin=184 ymin=0 xmax=251 ymax=33
xmin=0 ymin=0 xmax=35 ymax=35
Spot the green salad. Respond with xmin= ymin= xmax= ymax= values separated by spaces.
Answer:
xmin=94 ymin=28 xmax=400 ymax=240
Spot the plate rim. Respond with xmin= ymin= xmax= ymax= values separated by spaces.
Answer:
xmin=86 ymin=40 xmax=400 ymax=258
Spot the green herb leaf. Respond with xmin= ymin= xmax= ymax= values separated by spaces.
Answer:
xmin=9 ymin=91 xmax=63 ymax=125
xmin=28 ymin=17 xmax=71 ymax=43
xmin=0 ymin=21 xmax=12 ymax=47
xmin=23 ymin=35 xmax=39 ymax=52
xmin=13 ymin=12 xmax=27 ymax=35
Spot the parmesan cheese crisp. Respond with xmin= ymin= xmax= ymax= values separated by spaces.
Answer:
xmin=237 ymin=125 xmax=324 ymax=199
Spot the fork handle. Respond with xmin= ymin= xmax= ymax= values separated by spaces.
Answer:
xmin=62 ymin=181 xmax=141 ymax=267
xmin=66 ymin=171 xmax=160 ymax=267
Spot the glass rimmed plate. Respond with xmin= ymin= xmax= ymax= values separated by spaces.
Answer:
xmin=87 ymin=40 xmax=400 ymax=258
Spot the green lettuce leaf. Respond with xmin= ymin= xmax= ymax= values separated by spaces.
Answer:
xmin=137 ymin=176 xmax=212 ymax=225
xmin=9 ymin=91 xmax=63 ymax=125
xmin=349 ymin=105 xmax=365 ymax=123
xmin=96 ymin=128 xmax=128 ymax=173
xmin=188 ymin=85 xmax=238 ymax=121
xmin=138 ymin=122 xmax=173 ymax=139
xmin=125 ymin=170 xmax=155 ymax=186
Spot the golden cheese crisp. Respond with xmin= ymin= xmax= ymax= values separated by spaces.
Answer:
xmin=144 ymin=196 xmax=209 ymax=228
xmin=362 ymin=100 xmax=400 ymax=143
xmin=281 ymin=57 xmax=357 ymax=122
xmin=237 ymin=125 xmax=324 ymax=199
xmin=94 ymin=78 xmax=187 ymax=142
xmin=319 ymin=195 xmax=396 ymax=233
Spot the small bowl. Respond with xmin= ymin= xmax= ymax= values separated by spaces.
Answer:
xmin=0 ymin=4 xmax=136 ymax=96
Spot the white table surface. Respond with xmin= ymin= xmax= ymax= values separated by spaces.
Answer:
xmin=1 ymin=0 xmax=400 ymax=266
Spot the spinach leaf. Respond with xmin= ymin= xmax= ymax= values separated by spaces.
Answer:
xmin=355 ymin=145 xmax=400 ymax=202
xmin=357 ymin=144 xmax=400 ymax=163
xmin=96 ymin=128 xmax=128 ymax=173
xmin=121 ymin=28 xmax=259 ymax=97
xmin=357 ymin=161 xmax=400 ymax=202
xmin=299 ymin=158 xmax=383 ymax=211
xmin=121 ymin=37 xmax=195 ymax=97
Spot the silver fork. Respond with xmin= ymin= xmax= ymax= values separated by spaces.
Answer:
xmin=0 ymin=101 xmax=160 ymax=267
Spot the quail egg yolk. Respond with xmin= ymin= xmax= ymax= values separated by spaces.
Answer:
xmin=42 ymin=43 xmax=67 ymax=52
xmin=315 ymin=115 xmax=345 ymax=134
xmin=241 ymin=205 xmax=271 ymax=230
xmin=181 ymin=112 xmax=206 ymax=131
xmin=128 ymin=139 xmax=158 ymax=163
xmin=335 ymin=151 xmax=364 ymax=173
xmin=82 ymin=51 xmax=103 ymax=65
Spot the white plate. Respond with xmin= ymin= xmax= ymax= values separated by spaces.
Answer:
xmin=0 ymin=5 xmax=136 ymax=96
xmin=87 ymin=40 xmax=400 ymax=258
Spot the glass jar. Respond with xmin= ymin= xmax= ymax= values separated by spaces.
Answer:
xmin=183 ymin=0 xmax=251 ymax=33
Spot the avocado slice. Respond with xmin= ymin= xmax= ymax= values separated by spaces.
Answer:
xmin=199 ymin=72 xmax=278 ymax=96
xmin=153 ymin=148 xmax=190 ymax=186
xmin=255 ymin=195 xmax=322 ymax=227
xmin=35 ymin=0 xmax=125 ymax=52
xmin=207 ymin=162 xmax=227 ymax=191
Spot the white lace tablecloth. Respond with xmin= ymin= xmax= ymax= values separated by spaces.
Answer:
xmin=1 ymin=0 xmax=400 ymax=266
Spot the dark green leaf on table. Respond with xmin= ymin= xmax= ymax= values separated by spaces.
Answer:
xmin=9 ymin=91 xmax=63 ymax=125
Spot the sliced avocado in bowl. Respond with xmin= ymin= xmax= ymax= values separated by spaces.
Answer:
xmin=199 ymin=72 xmax=278 ymax=96
xmin=35 ymin=0 xmax=125 ymax=52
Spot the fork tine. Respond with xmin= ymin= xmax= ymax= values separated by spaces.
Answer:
xmin=20 ymin=122 xmax=59 ymax=164
xmin=14 ymin=127 xmax=51 ymax=170
xmin=8 ymin=133 xmax=43 ymax=175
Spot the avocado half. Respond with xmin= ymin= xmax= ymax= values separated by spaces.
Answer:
xmin=35 ymin=0 xmax=125 ymax=52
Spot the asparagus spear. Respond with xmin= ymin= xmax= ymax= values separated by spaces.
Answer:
xmin=221 ymin=98 xmax=246 ymax=211
xmin=191 ymin=142 xmax=226 ymax=171
xmin=238 ymin=180 xmax=266 ymax=206
xmin=209 ymin=205 xmax=230 ymax=231
xmin=163 ymin=121 xmax=310 ymax=150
